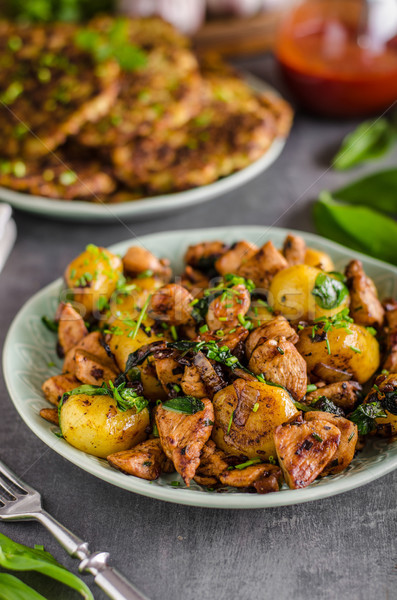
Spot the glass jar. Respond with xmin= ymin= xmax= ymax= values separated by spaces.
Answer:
xmin=275 ymin=0 xmax=397 ymax=117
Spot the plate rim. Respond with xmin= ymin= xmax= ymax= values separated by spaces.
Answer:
xmin=3 ymin=226 xmax=397 ymax=509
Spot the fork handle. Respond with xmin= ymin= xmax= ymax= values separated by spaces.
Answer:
xmin=35 ymin=510 xmax=148 ymax=600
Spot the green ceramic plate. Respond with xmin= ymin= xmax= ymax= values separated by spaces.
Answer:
xmin=3 ymin=227 xmax=397 ymax=508
xmin=0 ymin=75 xmax=286 ymax=222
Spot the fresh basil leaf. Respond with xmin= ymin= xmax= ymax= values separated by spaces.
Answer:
xmin=313 ymin=192 xmax=397 ymax=265
xmin=0 ymin=573 xmax=47 ymax=600
xmin=41 ymin=316 xmax=58 ymax=333
xmin=349 ymin=401 xmax=387 ymax=435
xmin=0 ymin=533 xmax=93 ymax=600
xmin=381 ymin=389 xmax=397 ymax=416
xmin=312 ymin=272 xmax=349 ymax=310
xmin=333 ymin=118 xmax=396 ymax=170
xmin=333 ymin=169 xmax=397 ymax=214
xmin=161 ymin=396 xmax=205 ymax=415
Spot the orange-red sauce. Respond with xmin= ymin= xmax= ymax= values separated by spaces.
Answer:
xmin=276 ymin=1 xmax=397 ymax=117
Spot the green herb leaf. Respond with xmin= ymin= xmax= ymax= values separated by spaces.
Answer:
xmin=311 ymin=396 xmax=345 ymax=416
xmin=0 ymin=533 xmax=93 ymax=599
xmin=312 ymin=272 xmax=349 ymax=310
xmin=332 ymin=118 xmax=396 ymax=170
xmin=108 ymin=381 xmax=148 ymax=413
xmin=313 ymin=191 xmax=397 ymax=265
xmin=332 ymin=169 xmax=397 ymax=214
xmin=41 ymin=316 xmax=58 ymax=333
xmin=234 ymin=458 xmax=262 ymax=470
xmin=0 ymin=573 xmax=47 ymax=600
xmin=312 ymin=432 xmax=323 ymax=443
xmin=161 ymin=396 xmax=205 ymax=415
xmin=349 ymin=401 xmax=387 ymax=435
xmin=381 ymin=389 xmax=397 ymax=416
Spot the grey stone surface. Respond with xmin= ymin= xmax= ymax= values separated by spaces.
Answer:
xmin=1 ymin=56 xmax=397 ymax=600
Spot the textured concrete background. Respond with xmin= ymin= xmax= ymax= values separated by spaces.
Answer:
xmin=0 ymin=56 xmax=396 ymax=600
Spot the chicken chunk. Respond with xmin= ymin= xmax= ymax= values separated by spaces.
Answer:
xmin=345 ymin=260 xmax=384 ymax=328
xmin=245 ymin=315 xmax=298 ymax=359
xmin=184 ymin=241 xmax=227 ymax=273
xmin=274 ymin=418 xmax=341 ymax=489
xmin=154 ymin=355 xmax=184 ymax=396
xmin=306 ymin=381 xmax=361 ymax=412
xmin=194 ymin=440 xmax=230 ymax=484
xmin=193 ymin=352 xmax=226 ymax=397
xmin=180 ymin=265 xmax=209 ymax=295
xmin=383 ymin=298 xmax=397 ymax=372
xmin=122 ymin=246 xmax=171 ymax=281
xmin=107 ymin=439 xmax=173 ymax=480
xmin=248 ymin=337 xmax=307 ymax=400
xmin=215 ymin=240 xmax=258 ymax=276
xmin=148 ymin=284 xmax=194 ymax=326
xmin=206 ymin=284 xmax=251 ymax=332
xmin=181 ymin=365 xmax=207 ymax=398
xmin=236 ymin=241 xmax=288 ymax=291
xmin=42 ymin=373 xmax=81 ymax=406
xmin=282 ymin=234 xmax=306 ymax=266
xmin=219 ymin=463 xmax=282 ymax=493
xmin=63 ymin=331 xmax=113 ymax=375
xmin=155 ymin=397 xmax=214 ymax=485
xmin=57 ymin=303 xmax=88 ymax=356
xmin=305 ymin=412 xmax=358 ymax=475
xmin=74 ymin=349 xmax=118 ymax=386
xmin=39 ymin=408 xmax=59 ymax=426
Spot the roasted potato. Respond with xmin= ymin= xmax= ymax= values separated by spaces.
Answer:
xmin=269 ymin=265 xmax=349 ymax=322
xmin=64 ymin=245 xmax=123 ymax=316
xmin=304 ymin=248 xmax=334 ymax=271
xmin=60 ymin=392 xmax=149 ymax=458
xmin=212 ymin=379 xmax=298 ymax=460
xmin=297 ymin=322 xmax=380 ymax=384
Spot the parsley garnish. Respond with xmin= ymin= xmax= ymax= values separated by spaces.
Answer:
xmin=312 ymin=273 xmax=349 ymax=310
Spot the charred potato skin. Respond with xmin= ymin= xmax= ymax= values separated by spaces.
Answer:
xmin=296 ymin=323 xmax=380 ymax=384
xmin=59 ymin=393 xmax=149 ymax=458
xmin=269 ymin=265 xmax=349 ymax=322
xmin=212 ymin=379 xmax=298 ymax=460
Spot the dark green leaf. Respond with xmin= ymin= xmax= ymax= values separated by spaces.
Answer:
xmin=349 ymin=401 xmax=387 ymax=435
xmin=41 ymin=316 xmax=58 ymax=333
xmin=313 ymin=192 xmax=397 ymax=265
xmin=312 ymin=272 xmax=349 ymax=310
xmin=0 ymin=533 xmax=93 ymax=599
xmin=333 ymin=169 xmax=397 ymax=214
xmin=381 ymin=389 xmax=397 ymax=416
xmin=311 ymin=396 xmax=345 ymax=416
xmin=161 ymin=396 xmax=205 ymax=415
xmin=333 ymin=118 xmax=396 ymax=170
xmin=0 ymin=573 xmax=47 ymax=600
xmin=112 ymin=383 xmax=148 ymax=413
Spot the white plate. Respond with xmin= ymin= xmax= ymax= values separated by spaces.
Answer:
xmin=0 ymin=76 xmax=286 ymax=222
xmin=4 ymin=227 xmax=397 ymax=508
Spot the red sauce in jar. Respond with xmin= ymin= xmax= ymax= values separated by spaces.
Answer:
xmin=276 ymin=0 xmax=397 ymax=117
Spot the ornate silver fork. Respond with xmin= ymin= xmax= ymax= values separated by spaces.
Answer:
xmin=0 ymin=459 xmax=148 ymax=600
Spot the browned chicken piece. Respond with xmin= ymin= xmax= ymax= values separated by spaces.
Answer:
xmin=63 ymin=331 xmax=113 ymax=374
xmin=364 ymin=372 xmax=397 ymax=437
xmin=274 ymin=418 xmax=341 ymax=489
xmin=39 ymin=408 xmax=59 ymax=426
xmin=148 ymin=283 xmax=194 ymax=326
xmin=74 ymin=349 xmax=118 ymax=386
xmin=245 ymin=315 xmax=299 ymax=359
xmin=184 ymin=241 xmax=227 ymax=271
xmin=282 ymin=234 xmax=306 ymax=266
xmin=345 ymin=260 xmax=385 ymax=328
xmin=154 ymin=355 xmax=184 ymax=395
xmin=306 ymin=381 xmax=361 ymax=412
xmin=107 ymin=439 xmax=174 ymax=480
xmin=42 ymin=373 xmax=81 ymax=406
xmin=181 ymin=365 xmax=207 ymax=398
xmin=237 ymin=240 xmax=288 ymax=290
xmin=199 ymin=326 xmax=249 ymax=352
xmin=215 ymin=240 xmax=258 ymax=276
xmin=233 ymin=378 xmax=260 ymax=426
xmin=248 ymin=337 xmax=307 ymax=400
xmin=180 ymin=265 xmax=209 ymax=295
xmin=194 ymin=440 xmax=230 ymax=486
xmin=122 ymin=246 xmax=171 ymax=281
xmin=193 ymin=352 xmax=226 ymax=397
xmin=206 ymin=284 xmax=250 ymax=331
xmin=57 ymin=302 xmax=88 ymax=356
xmin=219 ymin=464 xmax=282 ymax=493
xmin=155 ymin=397 xmax=214 ymax=485
xmin=383 ymin=299 xmax=397 ymax=372
xmin=305 ymin=412 xmax=358 ymax=475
